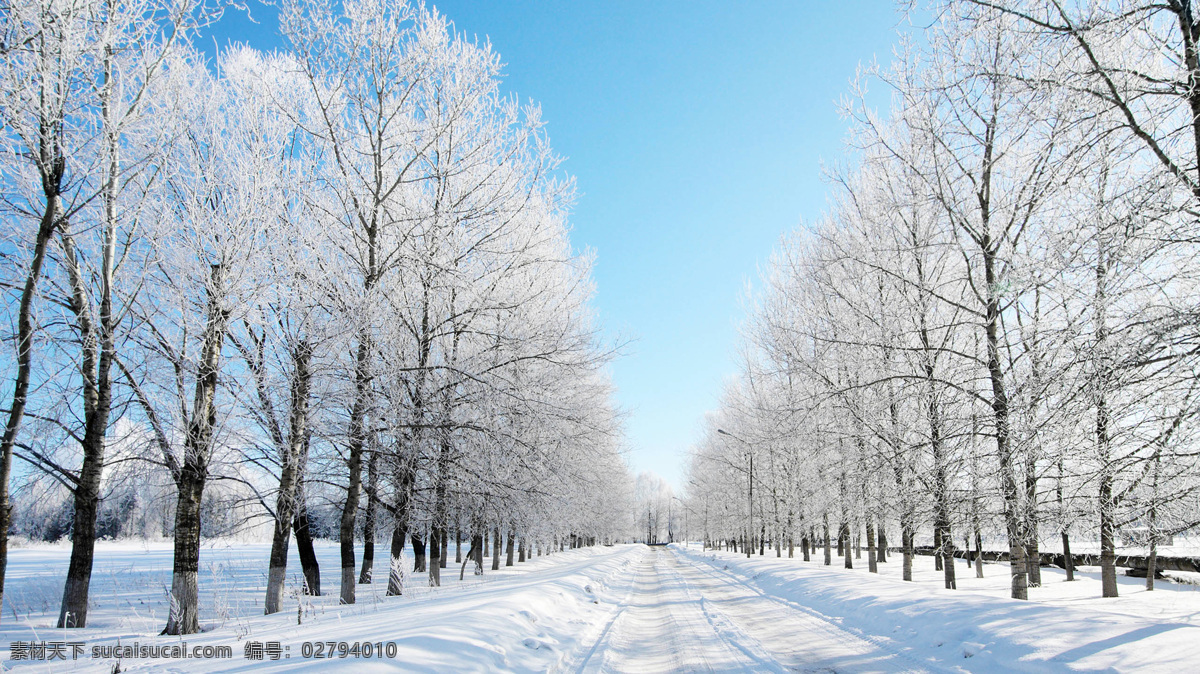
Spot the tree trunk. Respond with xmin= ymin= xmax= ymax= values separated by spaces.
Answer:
xmin=0 ymin=192 xmax=61 ymax=624
xmin=823 ymin=515 xmax=832 ymax=566
xmin=877 ymin=523 xmax=888 ymax=563
xmin=866 ymin=519 xmax=877 ymax=574
xmin=902 ymin=521 xmax=914 ymax=582
xmin=843 ymin=522 xmax=853 ymax=569
xmin=506 ymin=528 xmax=515 ymax=566
xmin=975 ymin=529 xmax=984 ymax=579
xmin=163 ymin=266 xmax=228 ymax=636
xmin=472 ymin=532 xmax=484 ymax=575
xmin=293 ymin=488 xmax=321 ymax=596
xmin=56 ymin=222 xmax=115 ymax=629
xmin=940 ymin=523 xmax=956 ymax=590
xmin=1093 ymin=237 xmax=1117 ymax=599
xmin=934 ymin=527 xmax=943 ymax=571
xmin=1026 ymin=527 xmax=1041 ymax=588
xmin=387 ymin=523 xmax=407 ymax=596
xmin=429 ymin=525 xmax=442 ymax=586
xmin=459 ymin=542 xmax=474 ymax=581
xmin=801 ymin=534 xmax=810 ymax=562
xmin=492 ymin=526 xmax=502 ymax=571
xmin=265 ymin=458 xmax=300 ymax=614
xmin=1146 ymin=531 xmax=1158 ymax=592
xmin=981 ymin=230 xmax=1028 ymax=601
xmin=359 ymin=447 xmax=379 ymax=585
xmin=1099 ymin=475 xmax=1118 ymax=597
xmin=266 ymin=342 xmax=311 ymax=613
xmin=411 ymin=533 xmax=427 ymax=572
xmin=338 ymin=335 xmax=372 ymax=605
xmin=57 ymin=464 xmax=101 ymax=628
xmin=163 ymin=475 xmax=205 ymax=635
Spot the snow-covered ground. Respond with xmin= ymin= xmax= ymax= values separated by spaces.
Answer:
xmin=676 ymin=545 xmax=1200 ymax=672
xmin=0 ymin=539 xmax=1197 ymax=672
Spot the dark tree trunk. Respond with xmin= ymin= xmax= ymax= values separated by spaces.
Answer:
xmin=1061 ymin=531 xmax=1074 ymax=582
xmin=940 ymin=523 xmax=956 ymax=590
xmin=459 ymin=542 xmax=474 ymax=581
xmin=506 ymin=528 xmax=515 ymax=566
xmin=902 ymin=520 xmax=914 ymax=582
xmin=1099 ymin=483 xmax=1118 ymax=597
xmin=359 ymin=447 xmax=379 ymax=585
xmin=0 ymin=191 xmax=61 ymax=624
xmin=984 ymin=236 xmax=1028 ymax=601
xmin=975 ymin=529 xmax=984 ymax=579
xmin=57 ymin=222 xmax=115 ymax=629
xmin=877 ymin=523 xmax=888 ymax=563
xmin=1026 ymin=528 xmax=1041 ymax=588
xmin=265 ymin=456 xmax=301 ymax=613
xmin=163 ymin=474 xmax=205 ymax=635
xmin=338 ymin=336 xmax=372 ymax=605
xmin=411 ymin=533 xmax=427 ymax=573
xmin=492 ymin=526 xmax=502 ymax=571
xmin=266 ymin=343 xmax=311 ymax=614
xmin=866 ymin=519 xmax=878 ymax=574
xmin=823 ymin=515 xmax=832 ymax=566
xmin=57 ymin=466 xmax=101 ymax=628
xmin=1146 ymin=527 xmax=1158 ymax=592
xmin=842 ymin=522 xmax=853 ymax=569
xmin=429 ymin=525 xmax=443 ymax=586
xmin=387 ymin=523 xmax=407 ymax=596
xmin=163 ymin=266 xmax=228 ymax=636
xmin=293 ymin=486 xmax=321 ymax=596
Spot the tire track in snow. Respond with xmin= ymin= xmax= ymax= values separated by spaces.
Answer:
xmin=565 ymin=547 xmax=645 ymax=672
xmin=676 ymin=548 xmax=944 ymax=673
xmin=659 ymin=549 xmax=788 ymax=673
xmin=573 ymin=546 xmax=762 ymax=673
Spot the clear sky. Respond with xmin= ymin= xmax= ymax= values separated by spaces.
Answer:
xmin=210 ymin=1 xmax=909 ymax=494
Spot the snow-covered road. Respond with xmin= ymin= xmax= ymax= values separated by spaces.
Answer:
xmin=3 ymin=540 xmax=1198 ymax=671
xmin=573 ymin=546 xmax=925 ymax=673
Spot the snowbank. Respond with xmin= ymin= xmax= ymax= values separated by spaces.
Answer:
xmin=677 ymin=544 xmax=1200 ymax=672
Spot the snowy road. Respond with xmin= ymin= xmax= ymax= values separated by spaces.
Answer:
xmin=4 ymin=541 xmax=1194 ymax=671
xmin=572 ymin=546 xmax=927 ymax=673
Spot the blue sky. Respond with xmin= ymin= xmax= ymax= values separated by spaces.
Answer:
xmin=210 ymin=1 xmax=908 ymax=493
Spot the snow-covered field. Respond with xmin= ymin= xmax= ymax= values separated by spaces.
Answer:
xmin=0 ymin=539 xmax=1197 ymax=672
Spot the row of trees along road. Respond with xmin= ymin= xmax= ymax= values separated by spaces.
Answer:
xmin=0 ymin=0 xmax=634 ymax=634
xmin=686 ymin=0 xmax=1200 ymax=601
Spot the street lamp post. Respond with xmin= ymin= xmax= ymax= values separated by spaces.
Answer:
xmin=718 ymin=428 xmax=753 ymax=559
